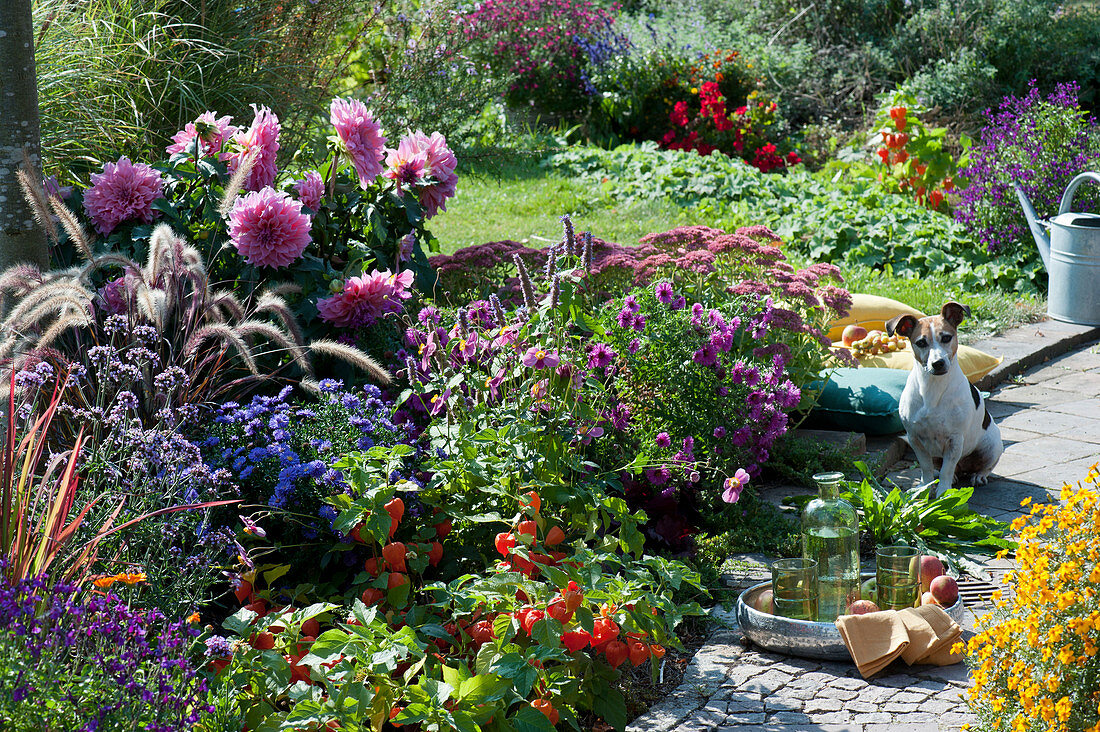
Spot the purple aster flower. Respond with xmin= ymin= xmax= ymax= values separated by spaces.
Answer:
xmin=654 ymin=281 xmax=674 ymax=303
xmin=586 ymin=342 xmax=616 ymax=370
xmin=655 ymin=432 xmax=671 ymax=448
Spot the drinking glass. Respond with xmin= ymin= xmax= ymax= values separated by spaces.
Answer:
xmin=876 ymin=545 xmax=921 ymax=610
xmin=771 ymin=558 xmax=819 ymax=621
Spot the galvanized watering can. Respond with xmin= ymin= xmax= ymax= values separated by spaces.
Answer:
xmin=1015 ymin=172 xmax=1100 ymax=325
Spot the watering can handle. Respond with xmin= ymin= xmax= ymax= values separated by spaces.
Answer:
xmin=1058 ymin=172 xmax=1100 ymax=215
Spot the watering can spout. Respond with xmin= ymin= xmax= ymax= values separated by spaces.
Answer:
xmin=1014 ymin=182 xmax=1051 ymax=269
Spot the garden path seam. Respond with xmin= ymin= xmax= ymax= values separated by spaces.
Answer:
xmin=629 ymin=319 xmax=1100 ymax=732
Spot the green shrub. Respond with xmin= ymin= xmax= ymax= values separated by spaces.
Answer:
xmin=548 ymin=143 xmax=1042 ymax=291
xmin=340 ymin=0 xmax=512 ymax=148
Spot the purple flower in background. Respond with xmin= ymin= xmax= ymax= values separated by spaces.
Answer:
xmin=654 ymin=281 xmax=674 ymax=303
xmin=655 ymin=432 xmax=671 ymax=448
xmin=96 ymin=276 xmax=130 ymax=315
xmin=521 ymin=347 xmax=560 ymax=369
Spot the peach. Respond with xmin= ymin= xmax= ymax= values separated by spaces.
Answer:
xmin=842 ymin=324 xmax=868 ymax=347
xmin=930 ymin=575 xmax=959 ymax=606
xmin=920 ymin=555 xmax=945 ymax=593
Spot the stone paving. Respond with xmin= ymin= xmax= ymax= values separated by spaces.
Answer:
xmin=629 ymin=324 xmax=1100 ymax=732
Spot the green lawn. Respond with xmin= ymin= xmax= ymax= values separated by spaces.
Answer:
xmin=431 ymin=153 xmax=686 ymax=253
xmin=431 ymin=150 xmax=1046 ymax=341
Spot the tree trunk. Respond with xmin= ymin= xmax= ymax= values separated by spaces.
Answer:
xmin=0 ymin=0 xmax=48 ymax=272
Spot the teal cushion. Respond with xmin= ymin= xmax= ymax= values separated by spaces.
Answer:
xmin=805 ymin=368 xmax=908 ymax=436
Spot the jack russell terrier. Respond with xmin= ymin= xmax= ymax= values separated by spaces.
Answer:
xmin=885 ymin=302 xmax=1003 ymax=495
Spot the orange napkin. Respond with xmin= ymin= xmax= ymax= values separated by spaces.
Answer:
xmin=835 ymin=605 xmax=963 ymax=678
xmin=834 ymin=610 xmax=911 ymax=678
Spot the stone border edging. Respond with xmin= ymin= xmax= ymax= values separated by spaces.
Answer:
xmin=972 ymin=317 xmax=1100 ymax=391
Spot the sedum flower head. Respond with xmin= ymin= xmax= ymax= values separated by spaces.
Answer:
xmin=226 ymin=187 xmax=311 ymax=268
xmin=330 ymin=97 xmax=386 ymax=189
xmin=83 ymin=156 xmax=165 ymax=235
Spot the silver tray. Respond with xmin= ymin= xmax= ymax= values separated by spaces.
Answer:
xmin=735 ymin=574 xmax=966 ymax=661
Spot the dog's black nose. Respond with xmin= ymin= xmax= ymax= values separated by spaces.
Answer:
xmin=931 ymin=359 xmax=948 ymax=374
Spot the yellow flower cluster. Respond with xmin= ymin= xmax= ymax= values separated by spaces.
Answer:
xmin=963 ymin=465 xmax=1100 ymax=732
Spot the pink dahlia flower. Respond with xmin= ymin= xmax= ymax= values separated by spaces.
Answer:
xmin=330 ymin=97 xmax=386 ymax=189
xmin=317 ymin=269 xmax=414 ymax=328
xmin=228 ymin=104 xmax=281 ymax=192
xmin=383 ymin=137 xmax=428 ymax=188
xmin=166 ymin=111 xmax=239 ymax=159
xmin=226 ymin=187 xmax=311 ymax=268
xmin=293 ymin=170 xmax=324 ymax=212
xmin=83 ymin=157 xmax=165 ymax=235
xmin=394 ymin=130 xmax=458 ymax=219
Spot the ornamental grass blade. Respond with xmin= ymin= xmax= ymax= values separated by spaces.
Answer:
xmin=94 ymin=499 xmax=241 ymax=542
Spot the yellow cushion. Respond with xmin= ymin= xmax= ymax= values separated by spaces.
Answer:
xmin=827 ymin=294 xmax=927 ymax=343
xmin=830 ymin=343 xmax=1003 ymax=383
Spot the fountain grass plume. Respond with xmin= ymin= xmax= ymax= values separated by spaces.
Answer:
xmin=185 ymin=323 xmax=260 ymax=375
xmin=0 ymin=221 xmax=389 ymax=436
xmin=309 ymin=339 xmax=391 ymax=384
xmin=16 ymin=162 xmax=58 ymax=245
xmin=218 ymin=147 xmax=259 ymax=218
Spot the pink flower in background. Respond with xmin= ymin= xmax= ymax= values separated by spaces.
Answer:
xmin=228 ymin=105 xmax=280 ymax=191
xmin=226 ymin=187 xmax=311 ymax=268
xmin=317 ymin=269 xmax=414 ymax=328
xmin=395 ymin=130 xmax=458 ymax=218
xmin=166 ymin=112 xmax=239 ymax=159
xmin=398 ymin=232 xmax=417 ymax=262
xmin=83 ymin=157 xmax=165 ymax=235
xmin=384 ymin=138 xmax=429 ymax=188
xmin=293 ymin=170 xmax=324 ymax=212
xmin=521 ymin=347 xmax=560 ymax=369
xmin=330 ymin=97 xmax=386 ymax=189
xmin=722 ymin=468 xmax=751 ymax=504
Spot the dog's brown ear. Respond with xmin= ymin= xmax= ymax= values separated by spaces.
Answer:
xmin=941 ymin=301 xmax=970 ymax=328
xmin=886 ymin=313 xmax=919 ymax=338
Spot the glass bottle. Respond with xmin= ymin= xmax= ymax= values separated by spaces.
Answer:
xmin=801 ymin=471 xmax=860 ymax=622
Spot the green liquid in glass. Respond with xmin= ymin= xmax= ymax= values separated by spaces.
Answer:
xmin=802 ymin=526 xmax=860 ymax=621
